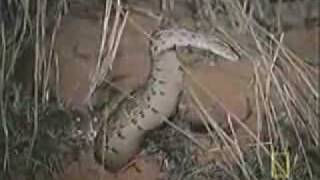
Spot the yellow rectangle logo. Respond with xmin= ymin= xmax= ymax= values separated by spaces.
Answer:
xmin=271 ymin=146 xmax=290 ymax=179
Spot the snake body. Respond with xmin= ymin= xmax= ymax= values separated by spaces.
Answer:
xmin=94 ymin=28 xmax=239 ymax=171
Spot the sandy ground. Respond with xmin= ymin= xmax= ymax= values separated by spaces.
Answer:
xmin=13 ymin=1 xmax=319 ymax=179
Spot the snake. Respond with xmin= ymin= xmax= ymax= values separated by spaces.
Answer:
xmin=93 ymin=28 xmax=240 ymax=171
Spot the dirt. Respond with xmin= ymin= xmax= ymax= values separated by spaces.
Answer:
xmin=179 ymin=60 xmax=263 ymax=166
xmin=53 ymin=6 xmax=160 ymax=110
xmin=108 ymin=12 xmax=158 ymax=93
xmin=53 ymin=9 xmax=103 ymax=109
xmin=284 ymin=27 xmax=319 ymax=64
xmin=12 ymin=1 xmax=319 ymax=179
xmin=55 ymin=153 xmax=166 ymax=180
xmin=182 ymin=61 xmax=254 ymax=125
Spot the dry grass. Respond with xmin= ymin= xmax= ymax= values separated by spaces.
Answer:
xmin=145 ymin=0 xmax=319 ymax=179
xmin=0 ymin=0 xmax=319 ymax=179
xmin=0 ymin=0 xmax=73 ymax=179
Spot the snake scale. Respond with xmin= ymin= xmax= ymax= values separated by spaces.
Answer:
xmin=93 ymin=28 xmax=240 ymax=171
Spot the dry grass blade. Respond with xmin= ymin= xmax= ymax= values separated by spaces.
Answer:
xmin=88 ymin=0 xmax=127 ymax=105
xmin=0 ymin=22 xmax=9 ymax=172
xmin=247 ymin=12 xmax=318 ymax=180
xmin=0 ymin=0 xmax=318 ymax=179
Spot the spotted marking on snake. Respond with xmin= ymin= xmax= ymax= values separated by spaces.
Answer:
xmin=94 ymin=28 xmax=239 ymax=171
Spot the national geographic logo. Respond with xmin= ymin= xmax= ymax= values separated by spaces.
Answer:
xmin=271 ymin=146 xmax=290 ymax=179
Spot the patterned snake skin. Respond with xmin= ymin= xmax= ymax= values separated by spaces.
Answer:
xmin=94 ymin=28 xmax=240 ymax=171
